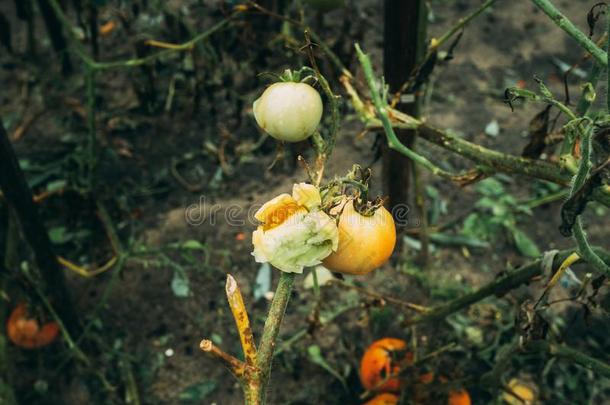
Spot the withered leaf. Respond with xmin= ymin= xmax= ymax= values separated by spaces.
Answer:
xmin=522 ymin=105 xmax=551 ymax=158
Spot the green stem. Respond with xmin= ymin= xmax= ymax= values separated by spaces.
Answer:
xmin=522 ymin=189 xmax=569 ymax=209
xmin=355 ymin=44 xmax=460 ymax=180
xmin=415 ymin=122 xmax=573 ymax=184
xmin=433 ymin=0 xmax=496 ymax=50
xmin=526 ymin=341 xmax=610 ymax=378
xmin=48 ymin=0 xmax=239 ymax=71
xmin=568 ymin=128 xmax=610 ymax=276
xmin=256 ymin=272 xmax=296 ymax=401
xmin=531 ymin=0 xmax=608 ymax=66
xmin=406 ymin=248 xmax=610 ymax=325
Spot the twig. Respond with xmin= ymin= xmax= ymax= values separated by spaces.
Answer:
xmin=405 ymin=248 xmax=610 ymax=325
xmin=48 ymin=0 xmax=241 ymax=71
xmin=256 ymin=272 xmax=295 ymax=400
xmin=531 ymin=0 xmax=608 ymax=66
xmin=355 ymin=44 xmax=466 ymax=181
xmin=392 ymin=0 xmax=497 ymax=104
xmin=340 ymin=73 xmax=610 ymax=207
xmin=226 ymin=275 xmax=257 ymax=367
xmin=246 ymin=1 xmax=350 ymax=76
xmin=329 ymin=279 xmax=429 ymax=313
xmin=525 ymin=341 xmax=610 ymax=378
xmin=200 ymin=339 xmax=247 ymax=379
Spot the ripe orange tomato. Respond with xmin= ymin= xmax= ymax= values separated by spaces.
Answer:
xmin=7 ymin=303 xmax=59 ymax=349
xmin=323 ymin=200 xmax=396 ymax=275
xmin=448 ymin=389 xmax=471 ymax=405
xmin=360 ymin=338 xmax=411 ymax=392
xmin=363 ymin=393 xmax=399 ymax=405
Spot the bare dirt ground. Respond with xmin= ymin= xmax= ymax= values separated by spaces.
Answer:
xmin=1 ymin=0 xmax=609 ymax=404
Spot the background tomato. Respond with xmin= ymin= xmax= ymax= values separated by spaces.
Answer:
xmin=7 ymin=303 xmax=59 ymax=349
xmin=363 ymin=392 xmax=399 ymax=405
xmin=360 ymin=338 xmax=411 ymax=392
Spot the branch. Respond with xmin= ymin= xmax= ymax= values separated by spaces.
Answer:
xmin=200 ymin=339 xmax=248 ymax=379
xmin=0 ymin=115 xmax=80 ymax=335
xmin=355 ymin=44 xmax=469 ymax=181
xmin=226 ymin=274 xmax=257 ymax=367
xmin=531 ymin=0 xmax=608 ymax=66
xmin=567 ymin=127 xmax=610 ymax=277
xmin=525 ymin=341 xmax=610 ymax=378
xmin=433 ymin=0 xmax=497 ymax=50
xmin=328 ymin=279 xmax=429 ymax=313
xmin=340 ymin=74 xmax=610 ymax=207
xmin=256 ymin=272 xmax=295 ymax=394
xmin=47 ymin=0 xmax=240 ymax=70
xmin=405 ymin=248 xmax=610 ymax=325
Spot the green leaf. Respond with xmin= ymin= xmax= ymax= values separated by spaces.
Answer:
xmin=307 ymin=345 xmax=348 ymax=390
xmin=181 ymin=240 xmax=205 ymax=250
xmin=171 ymin=271 xmax=190 ymax=297
xmin=179 ymin=381 xmax=217 ymax=402
xmin=46 ymin=179 xmax=67 ymax=192
xmin=475 ymin=178 xmax=504 ymax=196
xmin=48 ymin=226 xmax=72 ymax=244
xmin=509 ymin=227 xmax=541 ymax=258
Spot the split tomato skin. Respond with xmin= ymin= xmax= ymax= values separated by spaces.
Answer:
xmin=6 ymin=303 xmax=59 ymax=349
xmin=323 ymin=200 xmax=396 ymax=275
xmin=360 ymin=338 xmax=411 ymax=392
xmin=363 ymin=392 xmax=399 ymax=405
xmin=253 ymin=82 xmax=323 ymax=142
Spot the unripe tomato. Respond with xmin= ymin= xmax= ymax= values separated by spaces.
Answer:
xmin=360 ymin=338 xmax=412 ymax=392
xmin=253 ymin=81 xmax=323 ymax=142
xmin=323 ymin=200 xmax=396 ymax=275
xmin=363 ymin=393 xmax=399 ymax=405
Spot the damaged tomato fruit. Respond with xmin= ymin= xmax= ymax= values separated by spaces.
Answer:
xmin=360 ymin=338 xmax=411 ymax=392
xmin=7 ymin=303 xmax=59 ymax=349
xmin=323 ymin=199 xmax=396 ymax=275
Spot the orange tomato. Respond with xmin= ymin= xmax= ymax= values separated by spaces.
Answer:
xmin=360 ymin=338 xmax=411 ymax=392
xmin=6 ymin=303 xmax=59 ymax=349
xmin=363 ymin=393 xmax=399 ymax=405
xmin=99 ymin=21 xmax=116 ymax=37
xmin=323 ymin=200 xmax=396 ymax=275
xmin=448 ymin=389 xmax=471 ymax=405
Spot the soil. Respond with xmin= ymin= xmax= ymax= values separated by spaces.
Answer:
xmin=0 ymin=0 xmax=609 ymax=404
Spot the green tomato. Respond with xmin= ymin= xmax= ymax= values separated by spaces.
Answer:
xmin=304 ymin=0 xmax=346 ymax=12
xmin=253 ymin=82 xmax=323 ymax=142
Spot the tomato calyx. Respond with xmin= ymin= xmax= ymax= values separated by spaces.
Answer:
xmin=275 ymin=67 xmax=319 ymax=85
xmin=320 ymin=164 xmax=386 ymax=217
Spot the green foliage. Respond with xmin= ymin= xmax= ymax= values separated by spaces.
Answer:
xmin=179 ymin=381 xmax=217 ymax=402
xmin=462 ymin=178 xmax=541 ymax=257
